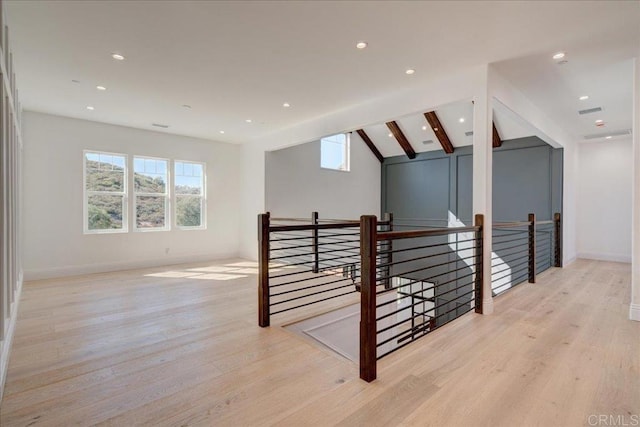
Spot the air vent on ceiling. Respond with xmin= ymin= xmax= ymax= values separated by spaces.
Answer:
xmin=152 ymin=123 xmax=170 ymax=128
xmin=465 ymin=131 xmax=474 ymax=136
xmin=422 ymin=140 xmax=434 ymax=145
xmin=578 ymin=107 xmax=602 ymax=115
xmin=583 ymin=129 xmax=631 ymax=140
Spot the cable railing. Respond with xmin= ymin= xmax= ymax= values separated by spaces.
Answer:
xmin=258 ymin=212 xmax=391 ymax=326
xmin=257 ymin=210 xmax=562 ymax=383
xmin=491 ymin=213 xmax=561 ymax=296
xmin=359 ymin=214 xmax=484 ymax=381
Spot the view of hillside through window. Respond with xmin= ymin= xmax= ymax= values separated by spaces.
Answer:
xmin=134 ymin=157 xmax=168 ymax=229
xmin=84 ymin=152 xmax=205 ymax=232
xmin=85 ymin=152 xmax=127 ymax=231
xmin=175 ymin=161 xmax=204 ymax=228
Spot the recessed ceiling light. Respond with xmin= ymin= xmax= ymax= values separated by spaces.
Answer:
xmin=356 ymin=41 xmax=368 ymax=49
xmin=421 ymin=125 xmax=427 ymax=131
xmin=283 ymin=102 xmax=290 ymax=108
xmin=388 ymin=133 xmax=393 ymax=138
xmin=552 ymin=52 xmax=565 ymax=60
xmin=96 ymin=85 xmax=107 ymax=91
xmin=459 ymin=117 xmax=465 ymax=123
xmin=579 ymin=95 xmax=589 ymax=101
xmin=605 ymin=136 xmax=612 ymax=139
xmin=245 ymin=119 xmax=252 ymax=123
xmin=86 ymin=106 xmax=94 ymax=111
xmin=405 ymin=69 xmax=415 ymax=75
xmin=595 ymin=119 xmax=604 ymax=124
xmin=111 ymin=53 xmax=125 ymax=61
xmin=219 ymin=130 xmax=225 ymax=134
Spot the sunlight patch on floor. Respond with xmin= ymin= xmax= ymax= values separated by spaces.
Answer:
xmin=144 ymin=261 xmax=264 ymax=281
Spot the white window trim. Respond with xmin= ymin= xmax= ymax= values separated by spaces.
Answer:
xmin=133 ymin=155 xmax=170 ymax=232
xmin=173 ymin=159 xmax=207 ymax=230
xmin=83 ymin=150 xmax=129 ymax=234
xmin=320 ymin=133 xmax=350 ymax=172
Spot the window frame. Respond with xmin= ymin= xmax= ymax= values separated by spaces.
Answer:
xmin=320 ymin=133 xmax=350 ymax=172
xmin=173 ymin=159 xmax=206 ymax=230
xmin=132 ymin=155 xmax=170 ymax=232
xmin=83 ymin=150 xmax=129 ymax=234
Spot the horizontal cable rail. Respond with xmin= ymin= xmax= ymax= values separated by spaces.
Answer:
xmin=258 ymin=211 xmax=393 ymax=326
xmin=258 ymin=210 xmax=562 ymax=384
xmin=359 ymin=214 xmax=484 ymax=382
xmin=491 ymin=213 xmax=561 ymax=297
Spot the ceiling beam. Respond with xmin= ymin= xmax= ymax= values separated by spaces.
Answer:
xmin=355 ymin=129 xmax=384 ymax=163
xmin=385 ymin=121 xmax=416 ymax=159
xmin=423 ymin=111 xmax=454 ymax=154
xmin=492 ymin=121 xmax=503 ymax=148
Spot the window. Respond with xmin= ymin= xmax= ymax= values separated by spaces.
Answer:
xmin=174 ymin=161 xmax=205 ymax=228
xmin=84 ymin=151 xmax=127 ymax=233
xmin=134 ymin=156 xmax=169 ymax=230
xmin=321 ymin=133 xmax=350 ymax=171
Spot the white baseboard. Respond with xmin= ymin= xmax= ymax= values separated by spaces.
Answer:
xmin=630 ymin=303 xmax=640 ymax=322
xmin=481 ymin=297 xmax=494 ymax=315
xmin=576 ymin=252 xmax=632 ymax=264
xmin=23 ymin=252 xmax=240 ymax=281
xmin=563 ymin=256 xmax=577 ymax=267
xmin=1 ymin=273 xmax=24 ymax=403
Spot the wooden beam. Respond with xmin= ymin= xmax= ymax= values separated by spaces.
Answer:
xmin=423 ymin=111 xmax=454 ymax=154
xmin=355 ymin=129 xmax=384 ymax=163
xmin=492 ymin=122 xmax=503 ymax=148
xmin=385 ymin=121 xmax=416 ymax=159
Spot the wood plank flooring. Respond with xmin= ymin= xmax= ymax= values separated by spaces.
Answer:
xmin=0 ymin=259 xmax=638 ymax=426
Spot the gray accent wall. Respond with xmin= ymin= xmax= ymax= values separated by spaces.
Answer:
xmin=382 ymin=137 xmax=563 ymax=225
xmin=382 ymin=137 xmax=563 ymax=323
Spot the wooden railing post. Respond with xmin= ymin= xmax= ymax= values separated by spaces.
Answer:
xmin=311 ymin=211 xmax=319 ymax=273
xmin=528 ymin=213 xmax=536 ymax=283
xmin=474 ymin=214 xmax=484 ymax=314
xmin=360 ymin=215 xmax=378 ymax=382
xmin=258 ymin=213 xmax=271 ymax=327
xmin=383 ymin=212 xmax=393 ymax=289
xmin=554 ymin=212 xmax=562 ymax=267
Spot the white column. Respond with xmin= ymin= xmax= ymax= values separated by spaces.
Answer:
xmin=631 ymin=56 xmax=640 ymax=321
xmin=473 ymin=65 xmax=494 ymax=315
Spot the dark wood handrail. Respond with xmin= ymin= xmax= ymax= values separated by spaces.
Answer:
xmin=269 ymin=222 xmax=360 ymax=232
xmin=493 ymin=221 xmax=530 ymax=228
xmin=270 ymin=217 xmax=313 ymax=222
xmin=377 ymin=226 xmax=479 ymax=241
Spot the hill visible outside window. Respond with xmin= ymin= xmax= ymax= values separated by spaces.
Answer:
xmin=321 ymin=133 xmax=350 ymax=171
xmin=175 ymin=161 xmax=205 ymax=229
xmin=134 ymin=156 xmax=169 ymax=230
xmin=84 ymin=151 xmax=128 ymax=233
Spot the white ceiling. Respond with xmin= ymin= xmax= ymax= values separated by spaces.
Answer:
xmin=5 ymin=1 xmax=640 ymax=144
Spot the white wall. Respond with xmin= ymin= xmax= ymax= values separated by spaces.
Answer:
xmin=22 ymin=112 xmax=241 ymax=279
xmin=265 ymin=136 xmax=381 ymax=219
xmin=239 ymin=143 xmax=266 ymax=260
xmin=577 ymin=138 xmax=632 ymax=262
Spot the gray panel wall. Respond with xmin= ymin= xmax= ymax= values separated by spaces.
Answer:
xmin=382 ymin=137 xmax=563 ymax=322
xmin=382 ymin=137 xmax=563 ymax=225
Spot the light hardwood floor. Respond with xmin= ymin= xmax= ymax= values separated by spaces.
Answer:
xmin=0 ymin=259 xmax=638 ymax=426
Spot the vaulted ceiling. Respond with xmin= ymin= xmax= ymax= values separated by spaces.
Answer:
xmin=353 ymin=101 xmax=536 ymax=159
xmin=5 ymin=1 xmax=639 ymax=144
